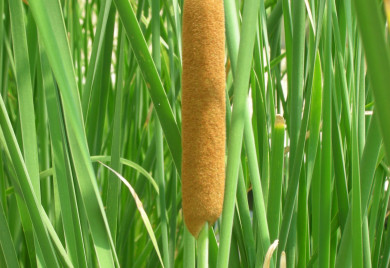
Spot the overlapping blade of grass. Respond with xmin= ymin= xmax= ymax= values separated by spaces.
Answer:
xmin=85 ymin=5 xmax=115 ymax=156
xmin=90 ymin=156 xmax=158 ymax=193
xmin=374 ymin=175 xmax=390 ymax=268
xmin=351 ymin=62 xmax=363 ymax=268
xmin=8 ymin=2 xmax=43 ymax=266
xmin=40 ymin=46 xmax=87 ymax=268
xmin=223 ymin=39 xmax=257 ymax=268
xmin=335 ymin=113 xmax=383 ymax=267
xmin=166 ymin=18 xmax=179 ymax=268
xmin=224 ymin=0 xmax=240 ymax=73
xmin=113 ymin=0 xmax=182 ymax=174
xmin=0 ymin=94 xmax=58 ymax=266
xmin=369 ymin=168 xmax=384 ymax=249
xmin=267 ymin=116 xmax=286 ymax=243
xmin=81 ymin=0 xmax=113 ymax=118
xmin=225 ymin=1 xmax=272 ymax=264
xmin=105 ymin=24 xmax=125 ymax=241
xmin=353 ymin=0 xmax=390 ymax=161
xmin=116 ymin=139 xmax=157 ymax=259
xmin=152 ymin=1 xmax=170 ymax=266
xmin=236 ymin=166 xmax=256 ymax=267
xmin=281 ymin=0 xmax=292 ymax=110
xmin=243 ymin=107 xmax=270 ymax=266
xmin=0 ymin=0 xmax=3 ymax=99
xmin=36 ymin=52 xmax=51 ymax=216
xmin=9 ymin=0 xmax=40 ymax=200
xmin=289 ymin=0 xmax=306 ymax=169
xmin=306 ymin=51 xmax=322 ymax=199
xmin=297 ymin=162 xmax=308 ymax=267
xmin=28 ymin=0 xmax=117 ymax=266
xmin=99 ymin=162 xmax=165 ymax=268
xmin=216 ymin=0 xmax=263 ymax=266
xmin=0 ymin=199 xmax=19 ymax=268
xmin=350 ymin=0 xmax=390 ymax=258
xmin=277 ymin=0 xmax=326 ymax=260
xmin=40 ymin=207 xmax=73 ymax=267
xmin=318 ymin=1 xmax=333 ymax=267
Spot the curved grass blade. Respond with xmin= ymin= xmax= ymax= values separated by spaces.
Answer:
xmin=91 ymin=156 xmax=159 ymax=193
xmin=98 ymin=161 xmax=165 ymax=268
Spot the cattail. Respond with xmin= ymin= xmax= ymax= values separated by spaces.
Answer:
xmin=181 ymin=0 xmax=226 ymax=237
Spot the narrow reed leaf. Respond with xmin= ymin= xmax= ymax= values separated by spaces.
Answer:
xmin=331 ymin=100 xmax=349 ymax=229
xmin=225 ymin=0 xmax=271 ymax=264
xmin=289 ymin=0 xmax=306 ymax=167
xmin=81 ymin=0 xmax=113 ymax=118
xmin=105 ymin=25 xmax=125 ymax=241
xmin=306 ymin=52 xmax=322 ymax=190
xmin=0 ymin=95 xmax=59 ymax=266
xmin=236 ymin=166 xmax=256 ymax=267
xmin=40 ymin=45 xmax=87 ymax=268
xmin=372 ymin=174 xmax=389 ymax=268
xmin=244 ymin=102 xmax=271 ymax=266
xmin=29 ymin=1 xmax=118 ymax=266
xmin=217 ymin=0 xmax=261 ymax=265
xmin=113 ymin=0 xmax=182 ymax=173
xmin=40 ymin=208 xmax=73 ymax=268
xmin=208 ymin=228 xmax=218 ymax=268
xmin=276 ymin=0 xmax=325 ymax=261
xmin=319 ymin=2 xmax=332 ymax=267
xmin=267 ymin=115 xmax=286 ymax=241
xmin=351 ymin=74 xmax=363 ymax=268
xmin=9 ymin=0 xmax=40 ymax=199
xmin=353 ymin=0 xmax=390 ymax=160
xmin=0 ymin=200 xmax=19 ymax=268
xmin=336 ymin=114 xmax=382 ymax=267
xmin=98 ymin=162 xmax=165 ymax=268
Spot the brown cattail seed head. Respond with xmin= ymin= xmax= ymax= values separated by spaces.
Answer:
xmin=181 ymin=0 xmax=226 ymax=237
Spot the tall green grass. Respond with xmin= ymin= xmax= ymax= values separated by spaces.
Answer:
xmin=0 ymin=0 xmax=389 ymax=267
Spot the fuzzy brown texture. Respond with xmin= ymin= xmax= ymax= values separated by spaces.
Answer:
xmin=181 ymin=0 xmax=226 ymax=237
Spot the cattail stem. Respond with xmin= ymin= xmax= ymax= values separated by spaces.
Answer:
xmin=197 ymin=223 xmax=209 ymax=268
xmin=181 ymin=0 xmax=226 ymax=237
xmin=183 ymin=226 xmax=195 ymax=268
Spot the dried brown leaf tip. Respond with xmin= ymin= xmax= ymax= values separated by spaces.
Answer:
xmin=263 ymin=240 xmax=279 ymax=268
xmin=280 ymin=251 xmax=286 ymax=268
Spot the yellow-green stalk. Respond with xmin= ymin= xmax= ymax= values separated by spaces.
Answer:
xmin=181 ymin=0 xmax=226 ymax=237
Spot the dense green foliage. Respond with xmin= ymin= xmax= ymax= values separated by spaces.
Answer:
xmin=0 ymin=0 xmax=390 ymax=267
